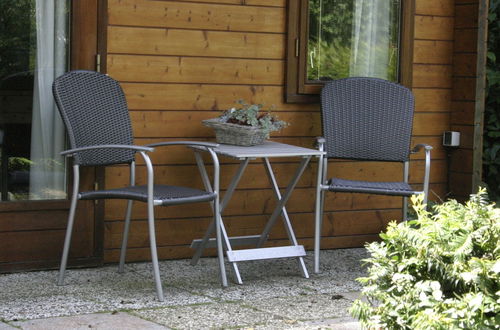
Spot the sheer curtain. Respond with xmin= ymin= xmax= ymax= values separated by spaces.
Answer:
xmin=349 ymin=0 xmax=392 ymax=79
xmin=29 ymin=0 xmax=67 ymax=200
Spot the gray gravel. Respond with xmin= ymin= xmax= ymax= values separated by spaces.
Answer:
xmin=0 ymin=248 xmax=368 ymax=329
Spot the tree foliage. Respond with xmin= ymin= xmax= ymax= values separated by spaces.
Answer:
xmin=306 ymin=0 xmax=400 ymax=82
xmin=484 ymin=0 xmax=500 ymax=202
xmin=350 ymin=191 xmax=500 ymax=329
xmin=0 ymin=0 xmax=35 ymax=80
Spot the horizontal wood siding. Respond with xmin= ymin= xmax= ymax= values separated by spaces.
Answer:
xmin=101 ymin=0 xmax=456 ymax=263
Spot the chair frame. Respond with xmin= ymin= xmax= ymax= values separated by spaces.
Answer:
xmin=312 ymin=77 xmax=433 ymax=274
xmin=58 ymin=142 xmax=226 ymax=301
xmin=53 ymin=71 xmax=227 ymax=302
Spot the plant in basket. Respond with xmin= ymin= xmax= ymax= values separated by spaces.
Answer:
xmin=203 ymin=100 xmax=288 ymax=146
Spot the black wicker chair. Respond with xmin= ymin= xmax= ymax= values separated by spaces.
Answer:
xmin=52 ymin=70 xmax=227 ymax=301
xmin=313 ymin=77 xmax=432 ymax=273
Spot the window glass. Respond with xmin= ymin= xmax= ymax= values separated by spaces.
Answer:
xmin=307 ymin=0 xmax=401 ymax=82
xmin=0 ymin=0 xmax=69 ymax=201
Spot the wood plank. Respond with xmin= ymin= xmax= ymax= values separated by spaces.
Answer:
xmin=414 ymin=40 xmax=453 ymax=64
xmin=413 ymin=88 xmax=452 ymax=112
xmin=453 ymin=28 xmax=478 ymax=53
xmin=453 ymin=53 xmax=477 ymax=76
xmin=103 ymin=234 xmax=380 ymax=262
xmin=245 ymin=0 xmax=285 ymax=6
xmin=455 ymin=4 xmax=479 ymax=28
xmin=149 ymin=0 xmax=286 ymax=7
xmin=415 ymin=0 xmax=454 ymax=16
xmin=450 ymin=101 xmax=475 ymax=125
xmin=412 ymin=112 xmax=450 ymax=135
xmin=104 ymin=209 xmax=401 ymax=249
xmin=122 ymin=83 xmax=319 ymax=111
xmin=104 ymin=162 xmax=318 ymax=190
xmin=129 ymin=111 xmax=319 ymax=138
xmin=171 ymin=0 xmax=245 ymax=4
xmin=450 ymin=124 xmax=474 ymax=149
xmin=130 ymin=137 xmax=319 ymax=165
xmin=0 ymin=210 xmax=68 ymax=232
xmin=107 ymin=54 xmax=284 ymax=85
xmin=102 ymin=160 xmax=447 ymax=221
xmin=126 ymin=136 xmax=445 ymax=166
xmin=102 ymin=187 xmax=402 ymax=221
xmin=412 ymin=64 xmax=453 ymax=88
xmin=104 ymin=159 xmax=447 ymax=192
xmin=127 ymin=110 xmax=447 ymax=138
xmin=415 ymin=16 xmax=454 ymax=40
xmin=108 ymin=0 xmax=285 ymax=32
xmin=0 ymin=228 xmax=92 ymax=264
xmin=450 ymin=148 xmax=473 ymax=173
xmin=108 ymin=26 xmax=285 ymax=59
xmin=452 ymin=77 xmax=476 ymax=101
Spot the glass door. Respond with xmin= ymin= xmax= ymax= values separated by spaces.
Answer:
xmin=0 ymin=0 xmax=68 ymax=201
xmin=0 ymin=0 xmax=102 ymax=272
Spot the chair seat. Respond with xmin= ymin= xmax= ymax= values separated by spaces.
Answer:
xmin=328 ymin=178 xmax=417 ymax=196
xmin=79 ymin=184 xmax=216 ymax=206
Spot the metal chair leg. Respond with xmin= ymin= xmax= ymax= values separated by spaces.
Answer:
xmin=118 ymin=200 xmax=134 ymax=273
xmin=58 ymin=165 xmax=79 ymax=285
xmin=313 ymin=152 xmax=325 ymax=274
xmin=147 ymin=205 xmax=164 ymax=301
xmin=140 ymin=152 xmax=164 ymax=301
xmin=314 ymin=190 xmax=325 ymax=274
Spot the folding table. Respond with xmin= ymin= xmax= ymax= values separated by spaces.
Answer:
xmin=190 ymin=141 xmax=324 ymax=284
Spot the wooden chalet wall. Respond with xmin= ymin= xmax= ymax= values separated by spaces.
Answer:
xmin=450 ymin=0 xmax=479 ymax=200
xmin=101 ymin=0 xmax=462 ymax=263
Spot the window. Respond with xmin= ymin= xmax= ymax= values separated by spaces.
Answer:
xmin=0 ymin=0 xmax=70 ymax=200
xmin=286 ymin=0 xmax=414 ymax=103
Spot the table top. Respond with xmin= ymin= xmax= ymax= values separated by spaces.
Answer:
xmin=208 ymin=141 xmax=325 ymax=159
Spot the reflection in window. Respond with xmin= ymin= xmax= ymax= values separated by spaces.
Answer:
xmin=0 ymin=0 xmax=68 ymax=201
xmin=307 ymin=0 xmax=401 ymax=82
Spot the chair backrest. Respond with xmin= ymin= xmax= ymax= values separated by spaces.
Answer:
xmin=52 ymin=70 xmax=135 ymax=166
xmin=320 ymin=77 xmax=414 ymax=162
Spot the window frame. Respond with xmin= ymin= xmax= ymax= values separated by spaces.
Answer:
xmin=285 ymin=0 xmax=415 ymax=103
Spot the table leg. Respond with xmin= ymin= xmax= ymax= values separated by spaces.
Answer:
xmin=261 ymin=157 xmax=310 ymax=279
xmin=191 ymin=152 xmax=250 ymax=284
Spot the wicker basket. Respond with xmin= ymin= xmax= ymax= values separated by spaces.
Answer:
xmin=202 ymin=119 xmax=269 ymax=146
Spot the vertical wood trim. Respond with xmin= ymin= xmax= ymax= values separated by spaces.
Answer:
xmin=400 ymin=0 xmax=415 ymax=89
xmin=98 ymin=0 xmax=109 ymax=74
xmin=71 ymin=0 xmax=104 ymax=266
xmin=472 ymin=0 xmax=489 ymax=193
xmin=71 ymin=0 xmax=98 ymax=70
xmin=286 ymin=0 xmax=300 ymax=101
xmin=297 ymin=0 xmax=310 ymax=94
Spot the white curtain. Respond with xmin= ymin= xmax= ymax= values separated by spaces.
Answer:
xmin=29 ymin=0 xmax=67 ymax=200
xmin=349 ymin=0 xmax=392 ymax=78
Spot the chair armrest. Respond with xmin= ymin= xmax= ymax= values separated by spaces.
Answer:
xmin=410 ymin=143 xmax=432 ymax=205
xmin=411 ymin=143 xmax=433 ymax=154
xmin=145 ymin=141 xmax=219 ymax=149
xmin=315 ymin=137 xmax=326 ymax=151
xmin=61 ymin=144 xmax=154 ymax=157
xmin=149 ymin=141 xmax=222 ymax=199
xmin=316 ymin=137 xmax=326 ymax=144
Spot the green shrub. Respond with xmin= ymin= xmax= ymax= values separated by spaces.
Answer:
xmin=350 ymin=190 xmax=500 ymax=329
